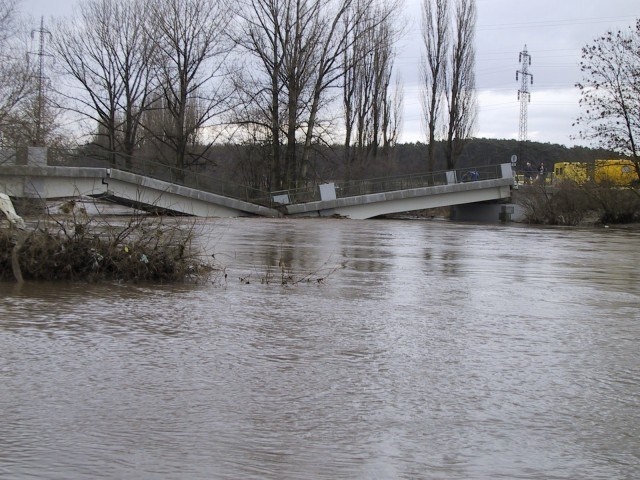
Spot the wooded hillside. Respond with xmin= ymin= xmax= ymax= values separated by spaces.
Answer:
xmin=206 ymin=138 xmax=622 ymax=189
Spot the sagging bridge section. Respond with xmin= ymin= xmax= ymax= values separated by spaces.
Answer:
xmin=0 ymin=148 xmax=515 ymax=220
xmin=272 ymin=164 xmax=515 ymax=219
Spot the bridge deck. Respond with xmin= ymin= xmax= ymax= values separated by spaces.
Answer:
xmin=274 ymin=163 xmax=515 ymax=219
xmin=284 ymin=177 xmax=514 ymax=219
xmin=1 ymin=160 xmax=515 ymax=220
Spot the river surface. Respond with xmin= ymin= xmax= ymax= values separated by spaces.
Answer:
xmin=1 ymin=218 xmax=639 ymax=479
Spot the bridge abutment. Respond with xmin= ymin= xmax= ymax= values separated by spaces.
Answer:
xmin=451 ymin=202 xmax=526 ymax=223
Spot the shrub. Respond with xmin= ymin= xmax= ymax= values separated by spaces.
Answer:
xmin=583 ymin=182 xmax=640 ymax=224
xmin=1 ymin=201 xmax=213 ymax=283
xmin=518 ymin=181 xmax=640 ymax=225
xmin=518 ymin=182 xmax=592 ymax=225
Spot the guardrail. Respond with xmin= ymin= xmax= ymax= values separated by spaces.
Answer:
xmin=11 ymin=148 xmax=511 ymax=208
xmin=47 ymin=153 xmax=271 ymax=206
xmin=271 ymin=164 xmax=508 ymax=205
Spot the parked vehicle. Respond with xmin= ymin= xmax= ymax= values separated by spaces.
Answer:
xmin=553 ymin=159 xmax=639 ymax=186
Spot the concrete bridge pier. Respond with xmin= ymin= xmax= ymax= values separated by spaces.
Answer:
xmin=451 ymin=202 xmax=526 ymax=223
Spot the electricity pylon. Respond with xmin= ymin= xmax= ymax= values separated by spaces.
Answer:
xmin=516 ymin=45 xmax=533 ymax=143
xmin=30 ymin=17 xmax=52 ymax=146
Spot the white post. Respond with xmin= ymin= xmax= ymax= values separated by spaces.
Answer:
xmin=319 ymin=183 xmax=337 ymax=201
xmin=501 ymin=162 xmax=514 ymax=179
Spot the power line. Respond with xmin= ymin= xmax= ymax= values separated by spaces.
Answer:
xmin=477 ymin=15 xmax=638 ymax=31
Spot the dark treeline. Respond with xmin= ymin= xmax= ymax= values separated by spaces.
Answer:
xmin=74 ymin=137 xmax=616 ymax=191
xmin=213 ymin=138 xmax=621 ymax=189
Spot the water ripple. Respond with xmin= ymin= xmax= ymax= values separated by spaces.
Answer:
xmin=1 ymin=220 xmax=639 ymax=479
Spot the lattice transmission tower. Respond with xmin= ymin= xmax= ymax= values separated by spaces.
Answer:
xmin=30 ymin=16 xmax=52 ymax=146
xmin=516 ymin=45 xmax=533 ymax=143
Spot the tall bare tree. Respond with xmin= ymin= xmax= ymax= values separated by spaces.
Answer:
xmin=53 ymin=0 xmax=156 ymax=166
xmin=420 ymin=0 xmax=448 ymax=173
xmin=232 ymin=0 xmax=287 ymax=189
xmin=444 ymin=0 xmax=476 ymax=170
xmin=575 ymin=19 xmax=640 ymax=181
xmin=0 ymin=0 xmax=36 ymax=144
xmin=147 ymin=0 xmax=234 ymax=172
xmin=236 ymin=0 xmax=396 ymax=189
xmin=297 ymin=0 xmax=364 ymax=185
xmin=383 ymin=74 xmax=403 ymax=160
xmin=343 ymin=3 xmax=401 ymax=179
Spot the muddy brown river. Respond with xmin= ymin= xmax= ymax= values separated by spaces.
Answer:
xmin=1 ymin=218 xmax=639 ymax=479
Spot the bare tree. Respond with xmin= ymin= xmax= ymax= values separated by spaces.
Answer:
xmin=1 ymin=79 xmax=65 ymax=147
xmin=110 ymin=0 xmax=157 ymax=164
xmin=420 ymin=0 xmax=448 ymax=173
xmin=0 ymin=0 xmax=36 ymax=143
xmin=232 ymin=0 xmax=291 ymax=189
xmin=52 ymin=0 xmax=156 ymax=166
xmin=235 ymin=0 xmax=397 ymax=189
xmin=444 ymin=0 xmax=476 ymax=170
xmin=147 ymin=0 xmax=234 ymax=172
xmin=297 ymin=0 xmax=356 ymax=185
xmin=382 ymin=74 xmax=403 ymax=160
xmin=343 ymin=3 xmax=401 ymax=179
xmin=0 ymin=0 xmax=16 ymax=44
xmin=0 ymin=7 xmax=69 ymax=149
xmin=575 ymin=19 xmax=640 ymax=182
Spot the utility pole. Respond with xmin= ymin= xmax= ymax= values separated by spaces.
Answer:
xmin=516 ymin=45 xmax=533 ymax=142
xmin=30 ymin=16 xmax=52 ymax=146
xmin=516 ymin=45 xmax=533 ymax=168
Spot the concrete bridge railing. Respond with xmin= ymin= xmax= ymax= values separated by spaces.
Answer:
xmin=1 ymin=148 xmax=516 ymax=220
xmin=0 ymin=146 xmax=272 ymax=207
xmin=271 ymin=163 xmax=513 ymax=206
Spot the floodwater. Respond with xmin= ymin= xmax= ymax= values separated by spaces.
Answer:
xmin=1 ymin=218 xmax=639 ymax=479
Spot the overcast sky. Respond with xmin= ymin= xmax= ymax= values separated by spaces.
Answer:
xmin=20 ymin=0 xmax=640 ymax=149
